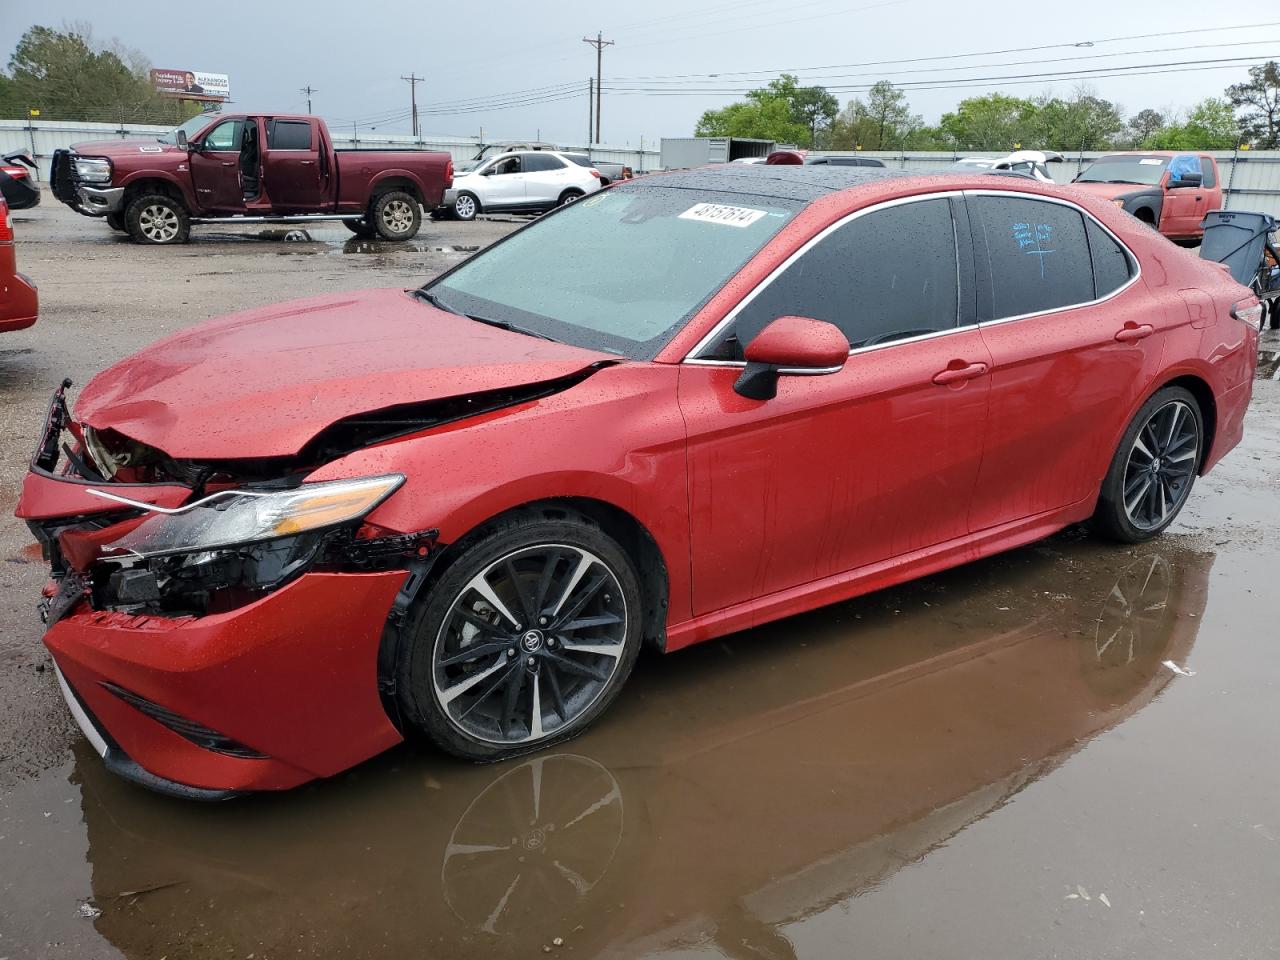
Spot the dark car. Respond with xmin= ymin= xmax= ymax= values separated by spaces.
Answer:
xmin=1 ymin=195 xmax=38 ymax=332
xmin=1 ymin=152 xmax=40 ymax=210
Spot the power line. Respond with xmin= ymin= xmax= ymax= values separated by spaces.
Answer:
xmin=582 ymin=32 xmax=614 ymax=143
xmin=401 ymin=72 xmax=424 ymax=137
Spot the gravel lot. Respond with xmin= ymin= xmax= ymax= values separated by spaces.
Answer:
xmin=2 ymin=191 xmax=1279 ymax=960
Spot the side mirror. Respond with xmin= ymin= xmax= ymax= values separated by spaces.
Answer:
xmin=176 ymin=129 xmax=189 ymax=149
xmin=1168 ymin=172 xmax=1202 ymax=189
xmin=733 ymin=316 xmax=848 ymax=400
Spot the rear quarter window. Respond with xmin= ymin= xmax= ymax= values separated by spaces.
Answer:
xmin=973 ymin=195 xmax=1095 ymax=319
xmin=1086 ymin=220 xmax=1134 ymax=298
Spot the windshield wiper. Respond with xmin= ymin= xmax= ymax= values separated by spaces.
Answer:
xmin=464 ymin=314 xmax=559 ymax=342
xmin=413 ymin=289 xmax=558 ymax=341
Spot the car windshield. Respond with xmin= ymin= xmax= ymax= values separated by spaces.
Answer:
xmin=423 ymin=185 xmax=800 ymax=359
xmin=1076 ymin=156 xmax=1168 ymax=185
xmin=157 ymin=113 xmax=219 ymax=145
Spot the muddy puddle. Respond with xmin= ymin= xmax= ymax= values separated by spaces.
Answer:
xmin=6 ymin=529 xmax=1277 ymax=959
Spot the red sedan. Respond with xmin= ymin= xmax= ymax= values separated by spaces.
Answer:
xmin=17 ymin=166 xmax=1258 ymax=797
xmin=1 ymin=195 xmax=38 ymax=332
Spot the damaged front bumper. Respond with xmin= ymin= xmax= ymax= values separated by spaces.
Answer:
xmin=17 ymin=381 xmax=434 ymax=796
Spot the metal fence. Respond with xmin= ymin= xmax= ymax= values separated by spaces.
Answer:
xmin=0 ymin=118 xmax=661 ymax=176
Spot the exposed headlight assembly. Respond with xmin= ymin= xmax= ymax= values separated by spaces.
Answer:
xmin=89 ymin=474 xmax=405 ymax=559
xmin=73 ymin=157 xmax=113 ymax=183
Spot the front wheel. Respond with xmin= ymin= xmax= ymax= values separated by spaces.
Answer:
xmin=124 ymin=194 xmax=190 ymax=244
xmin=371 ymin=190 xmax=421 ymax=240
xmin=1093 ymin=386 xmax=1203 ymax=543
xmin=558 ymin=189 xmax=585 ymax=207
xmin=397 ymin=512 xmax=643 ymax=761
xmin=453 ymin=192 xmax=480 ymax=221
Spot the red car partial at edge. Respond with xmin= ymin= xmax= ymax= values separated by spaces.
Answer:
xmin=17 ymin=166 xmax=1258 ymax=798
xmin=1 ymin=196 xmax=38 ymax=332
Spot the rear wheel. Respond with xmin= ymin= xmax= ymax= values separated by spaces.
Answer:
xmin=371 ymin=190 xmax=421 ymax=240
xmin=125 ymin=194 xmax=190 ymax=245
xmin=558 ymin=188 xmax=585 ymax=207
xmin=1093 ymin=386 xmax=1203 ymax=543
xmin=397 ymin=511 xmax=643 ymax=761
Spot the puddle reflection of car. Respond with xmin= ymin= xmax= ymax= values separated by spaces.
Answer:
xmin=17 ymin=164 xmax=1257 ymax=798
xmin=71 ymin=546 xmax=1212 ymax=957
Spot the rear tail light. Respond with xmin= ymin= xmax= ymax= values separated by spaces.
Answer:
xmin=588 ymin=168 xmax=602 ymax=179
xmin=1 ymin=165 xmax=27 ymax=180
xmin=1231 ymin=296 xmax=1264 ymax=328
xmin=0 ymin=207 xmax=12 ymax=243
xmin=444 ymin=158 xmax=453 ymax=187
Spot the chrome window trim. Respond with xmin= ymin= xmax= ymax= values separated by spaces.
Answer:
xmin=962 ymin=189 xmax=1142 ymax=328
xmin=682 ymin=187 xmax=1140 ymax=366
xmin=684 ymin=190 xmax=967 ymax=363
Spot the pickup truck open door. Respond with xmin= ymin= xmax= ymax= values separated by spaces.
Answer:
xmin=262 ymin=119 xmax=328 ymax=210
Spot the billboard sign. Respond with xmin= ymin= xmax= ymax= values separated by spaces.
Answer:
xmin=150 ymin=69 xmax=230 ymax=102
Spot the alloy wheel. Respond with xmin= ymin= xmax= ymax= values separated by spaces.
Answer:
xmin=1121 ymin=400 xmax=1199 ymax=531
xmin=455 ymin=195 xmax=477 ymax=219
xmin=381 ymin=198 xmax=415 ymax=235
xmin=432 ymin=544 xmax=628 ymax=745
xmin=139 ymin=204 xmax=180 ymax=242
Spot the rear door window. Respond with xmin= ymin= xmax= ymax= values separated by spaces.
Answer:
xmin=267 ymin=120 xmax=313 ymax=150
xmin=523 ymin=153 xmax=566 ymax=172
xmin=1086 ymin=220 xmax=1134 ymax=298
xmin=971 ymin=195 xmax=1094 ymax=320
xmin=715 ymin=196 xmax=960 ymax=356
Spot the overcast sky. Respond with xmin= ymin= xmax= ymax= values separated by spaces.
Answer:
xmin=3 ymin=1 xmax=1276 ymax=146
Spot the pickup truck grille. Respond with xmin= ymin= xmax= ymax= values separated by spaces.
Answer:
xmin=50 ymin=149 xmax=80 ymax=206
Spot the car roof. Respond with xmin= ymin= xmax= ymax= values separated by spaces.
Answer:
xmin=638 ymin=163 xmax=915 ymax=202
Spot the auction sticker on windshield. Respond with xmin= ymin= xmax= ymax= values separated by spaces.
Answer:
xmin=679 ymin=202 xmax=768 ymax=228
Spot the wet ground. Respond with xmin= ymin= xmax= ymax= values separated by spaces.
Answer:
xmin=2 ymin=195 xmax=1279 ymax=959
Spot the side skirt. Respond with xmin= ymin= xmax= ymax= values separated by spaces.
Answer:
xmin=663 ymin=499 xmax=1094 ymax=653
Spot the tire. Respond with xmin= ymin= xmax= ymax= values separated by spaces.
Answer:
xmin=1268 ymin=300 xmax=1280 ymax=330
xmin=124 ymin=194 xmax=190 ymax=245
xmin=105 ymin=212 xmax=126 ymax=232
xmin=558 ymin=189 xmax=585 ymax=207
xmin=343 ymin=218 xmax=376 ymax=238
xmin=370 ymin=190 xmax=421 ymax=241
xmin=397 ymin=510 xmax=644 ymax=761
xmin=453 ymin=191 xmax=480 ymax=221
xmin=1093 ymin=386 xmax=1203 ymax=543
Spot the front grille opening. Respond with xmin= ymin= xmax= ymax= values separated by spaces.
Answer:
xmin=100 ymin=682 xmax=268 ymax=760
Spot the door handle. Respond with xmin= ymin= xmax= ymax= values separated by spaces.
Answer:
xmin=220 ymin=161 xmax=234 ymax=166
xmin=1115 ymin=323 xmax=1154 ymax=343
xmin=299 ymin=159 xmax=315 ymax=165
xmin=932 ymin=361 xmax=988 ymax=385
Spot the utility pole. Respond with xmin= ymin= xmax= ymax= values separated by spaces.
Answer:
xmin=587 ymin=78 xmax=594 ymax=146
xmin=300 ymin=85 xmax=317 ymax=113
xmin=401 ymin=73 xmax=424 ymax=138
xmin=581 ymin=32 xmax=613 ymax=144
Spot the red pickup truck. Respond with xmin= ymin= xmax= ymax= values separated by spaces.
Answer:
xmin=51 ymin=113 xmax=453 ymax=244
xmin=1070 ymin=151 xmax=1223 ymax=243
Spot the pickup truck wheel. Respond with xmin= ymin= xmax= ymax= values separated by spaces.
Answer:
xmin=453 ymin=192 xmax=480 ymax=221
xmin=343 ymin=219 xmax=376 ymax=238
xmin=125 ymin=194 xmax=190 ymax=245
xmin=372 ymin=191 xmax=421 ymax=240
xmin=558 ymin=189 xmax=585 ymax=207
xmin=105 ymin=213 xmax=126 ymax=232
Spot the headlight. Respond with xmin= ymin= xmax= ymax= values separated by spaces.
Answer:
xmin=73 ymin=158 xmax=112 ymax=183
xmin=98 ymin=474 xmax=404 ymax=559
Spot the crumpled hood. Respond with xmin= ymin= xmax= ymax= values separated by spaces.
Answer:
xmin=76 ymin=287 xmax=616 ymax=459
xmin=70 ymin=138 xmax=182 ymax=159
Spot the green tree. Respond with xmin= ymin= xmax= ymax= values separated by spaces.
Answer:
xmin=831 ymin=81 xmax=922 ymax=150
xmin=694 ymin=74 xmax=836 ymax=147
xmin=1149 ymin=98 xmax=1239 ymax=149
xmin=938 ymin=94 xmax=1040 ymax=150
xmin=1227 ymin=61 xmax=1280 ymax=148
xmin=1035 ymin=88 xmax=1124 ymax=151
xmin=0 ymin=24 xmax=189 ymax=123
xmin=1125 ymin=108 xmax=1166 ymax=148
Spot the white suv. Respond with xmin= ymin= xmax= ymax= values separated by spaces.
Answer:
xmin=444 ymin=150 xmax=602 ymax=220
